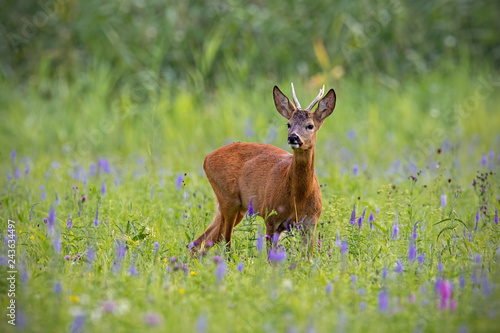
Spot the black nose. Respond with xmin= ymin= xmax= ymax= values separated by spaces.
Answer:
xmin=288 ymin=134 xmax=302 ymax=146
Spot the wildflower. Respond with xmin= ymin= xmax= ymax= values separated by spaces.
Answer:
xmin=11 ymin=149 xmax=16 ymax=161
xmin=360 ymin=302 xmax=366 ymax=310
xmin=351 ymin=274 xmax=357 ymax=283
xmin=382 ymin=267 xmax=388 ymax=279
xmin=412 ymin=221 xmax=419 ymax=240
xmin=349 ymin=204 xmax=356 ymax=225
xmin=40 ymin=185 xmax=46 ymax=201
xmin=48 ymin=205 xmax=55 ymax=236
xmin=64 ymin=255 xmax=70 ymax=260
xmin=357 ymin=207 xmax=367 ymax=228
xmin=325 ymin=283 xmax=333 ymax=295
xmin=340 ymin=240 xmax=348 ymax=256
xmin=437 ymin=260 xmax=443 ymax=272
xmin=71 ymin=314 xmax=85 ymax=333
xmin=256 ymin=233 xmax=264 ymax=252
xmin=481 ymin=153 xmax=487 ymax=166
xmin=143 ymin=312 xmax=164 ymax=326
xmin=368 ymin=211 xmax=374 ymax=229
xmin=89 ymin=162 xmax=97 ymax=176
xmin=212 ymin=256 xmax=222 ymax=263
xmin=196 ymin=314 xmax=208 ymax=333
xmin=418 ymin=252 xmax=425 ymax=264
xmin=376 ymin=205 xmax=380 ymax=213
xmin=154 ymin=241 xmax=159 ymax=253
xmin=53 ymin=234 xmax=61 ymax=254
xmin=441 ymin=188 xmax=447 ymax=207
xmin=482 ymin=273 xmax=490 ymax=297
xmin=353 ymin=163 xmax=359 ymax=176
xmin=98 ymin=158 xmax=111 ymax=174
xmin=82 ymin=196 xmax=86 ymax=203
xmin=395 ymin=261 xmax=404 ymax=274
xmin=248 ymin=197 xmax=254 ymax=216
xmin=334 ymin=230 xmax=341 ymax=247
xmin=54 ymin=282 xmax=62 ymax=294
xmin=268 ymin=248 xmax=287 ymax=263
xmin=94 ymin=203 xmax=99 ymax=227
xmin=392 ymin=212 xmax=399 ymax=240
xmin=237 ymin=263 xmax=244 ymax=273
xmin=459 ymin=274 xmax=465 ymax=289
xmin=437 ymin=280 xmax=453 ymax=310
xmin=175 ymin=174 xmax=183 ymax=190
xmin=378 ymin=290 xmax=389 ymax=313
xmin=409 ymin=243 xmax=416 ymax=262
xmin=495 ymin=207 xmax=498 ymax=224
xmin=475 ymin=254 xmax=481 ymax=264
xmin=101 ymin=181 xmax=106 ymax=195
xmin=129 ymin=261 xmax=137 ymax=276
xmin=190 ymin=271 xmax=197 ymax=276
xmin=215 ymin=261 xmax=226 ymax=281
xmin=55 ymin=191 xmax=60 ymax=205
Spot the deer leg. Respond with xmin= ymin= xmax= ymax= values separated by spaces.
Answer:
xmin=220 ymin=208 xmax=243 ymax=248
xmin=192 ymin=210 xmax=221 ymax=249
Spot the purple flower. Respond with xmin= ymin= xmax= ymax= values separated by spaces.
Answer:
xmin=437 ymin=260 xmax=443 ymax=272
xmin=459 ymin=274 xmax=465 ymax=289
xmin=25 ymin=167 xmax=30 ymax=175
xmin=117 ymin=242 xmax=126 ymax=261
xmin=335 ymin=230 xmax=341 ymax=247
xmin=94 ymin=203 xmax=99 ymax=227
xmin=237 ymin=263 xmax=244 ymax=272
xmin=395 ymin=261 xmax=404 ymax=274
xmin=175 ymin=174 xmax=184 ymax=191
xmin=14 ymin=169 xmax=20 ymax=179
xmin=11 ymin=149 xmax=16 ymax=161
xmin=248 ymin=197 xmax=254 ymax=216
xmin=495 ymin=208 xmax=498 ymax=224
xmin=130 ymin=261 xmax=137 ymax=276
xmin=143 ymin=312 xmax=163 ymax=326
xmin=154 ymin=241 xmax=159 ymax=253
xmin=376 ymin=206 xmax=380 ymax=213
xmin=392 ymin=213 xmax=399 ymax=240
xmin=481 ymin=153 xmax=487 ymax=166
xmin=71 ymin=314 xmax=85 ymax=333
xmin=378 ymin=291 xmax=389 ymax=313
xmin=360 ymin=302 xmax=366 ymax=310
xmin=268 ymin=248 xmax=287 ymax=263
xmin=441 ymin=188 xmax=447 ymax=207
xmin=482 ymin=273 xmax=490 ymax=297
xmin=101 ymin=181 xmax=106 ymax=195
xmin=98 ymin=158 xmax=111 ymax=173
xmin=475 ymin=207 xmax=480 ymax=223
xmin=382 ymin=267 xmax=388 ymax=279
xmin=196 ymin=314 xmax=208 ymax=333
xmin=7 ymin=174 xmax=12 ymax=180
xmin=437 ymin=280 xmax=453 ymax=310
xmin=256 ymin=233 xmax=264 ymax=252
xmin=353 ymin=163 xmax=359 ymax=176
xmin=212 ymin=256 xmax=222 ymax=263
xmin=87 ymin=248 xmax=95 ymax=263
xmin=409 ymin=243 xmax=416 ymax=262
xmin=349 ymin=204 xmax=356 ymax=225
xmin=54 ymin=281 xmax=62 ymax=294
xmin=412 ymin=221 xmax=419 ymax=240
xmin=475 ymin=254 xmax=481 ymax=264
xmin=53 ymin=234 xmax=61 ymax=254
xmin=40 ymin=185 xmax=46 ymax=201
xmin=351 ymin=274 xmax=357 ymax=283
xmin=325 ymin=283 xmax=333 ymax=295
xmin=48 ymin=205 xmax=55 ymax=236
xmin=215 ymin=261 xmax=226 ymax=281
xmin=357 ymin=207 xmax=367 ymax=228
xmin=64 ymin=255 xmax=70 ymax=260
xmin=368 ymin=211 xmax=374 ymax=228
xmin=340 ymin=240 xmax=348 ymax=255
xmin=89 ymin=162 xmax=97 ymax=176
xmin=272 ymin=233 xmax=280 ymax=244
xmin=418 ymin=252 xmax=425 ymax=264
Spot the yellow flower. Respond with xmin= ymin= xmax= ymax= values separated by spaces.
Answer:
xmin=179 ymin=289 xmax=185 ymax=294
xmin=69 ymin=295 xmax=80 ymax=302
xmin=30 ymin=235 xmax=34 ymax=242
xmin=163 ymin=258 xmax=167 ymax=262
xmin=88 ymin=273 xmax=92 ymax=279
xmin=18 ymin=230 xmax=22 ymax=234
xmin=190 ymin=271 xmax=197 ymax=276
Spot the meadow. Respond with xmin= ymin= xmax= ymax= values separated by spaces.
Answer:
xmin=1 ymin=1 xmax=500 ymax=332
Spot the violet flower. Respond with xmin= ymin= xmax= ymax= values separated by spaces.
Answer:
xmin=441 ymin=188 xmax=447 ymax=207
xmin=357 ymin=207 xmax=367 ymax=228
xmin=215 ymin=261 xmax=226 ymax=281
xmin=378 ymin=290 xmax=389 ymax=313
xmin=349 ymin=204 xmax=356 ymax=225
xmin=392 ymin=213 xmax=399 ymax=240
xmin=248 ymin=197 xmax=254 ymax=216
xmin=335 ymin=230 xmax=341 ymax=247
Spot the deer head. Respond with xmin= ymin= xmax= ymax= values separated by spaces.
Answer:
xmin=273 ymin=83 xmax=336 ymax=150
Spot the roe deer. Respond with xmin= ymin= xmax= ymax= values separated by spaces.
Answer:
xmin=190 ymin=83 xmax=336 ymax=252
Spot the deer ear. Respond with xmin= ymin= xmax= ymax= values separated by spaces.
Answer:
xmin=314 ymin=89 xmax=336 ymax=123
xmin=273 ymin=86 xmax=296 ymax=119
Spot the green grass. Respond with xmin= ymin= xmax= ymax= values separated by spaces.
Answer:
xmin=1 ymin=66 xmax=500 ymax=332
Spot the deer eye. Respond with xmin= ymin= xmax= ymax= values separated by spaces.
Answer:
xmin=287 ymin=123 xmax=291 ymax=129
xmin=306 ymin=124 xmax=314 ymax=130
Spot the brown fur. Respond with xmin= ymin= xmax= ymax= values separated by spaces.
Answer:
xmin=191 ymin=85 xmax=336 ymax=251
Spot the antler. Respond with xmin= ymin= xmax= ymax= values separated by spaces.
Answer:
xmin=290 ymin=82 xmax=302 ymax=110
xmin=306 ymin=85 xmax=325 ymax=111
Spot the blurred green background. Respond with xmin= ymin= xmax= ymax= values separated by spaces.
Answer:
xmin=1 ymin=0 xmax=499 ymax=170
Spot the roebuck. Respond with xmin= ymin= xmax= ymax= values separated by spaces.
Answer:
xmin=190 ymin=83 xmax=336 ymax=252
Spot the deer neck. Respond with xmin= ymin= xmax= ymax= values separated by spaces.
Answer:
xmin=288 ymin=147 xmax=316 ymax=199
